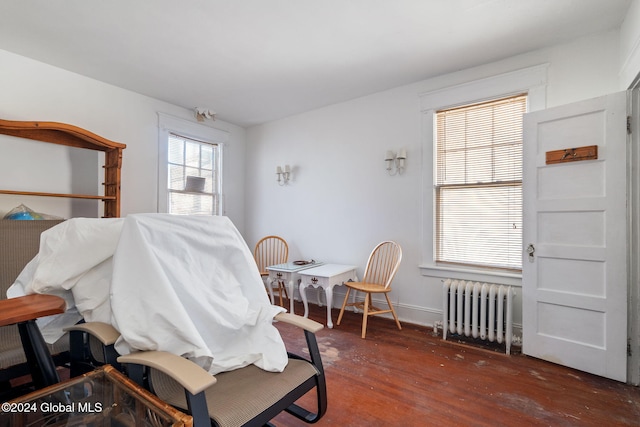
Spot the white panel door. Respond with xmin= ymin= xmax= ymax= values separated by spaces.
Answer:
xmin=522 ymin=92 xmax=628 ymax=382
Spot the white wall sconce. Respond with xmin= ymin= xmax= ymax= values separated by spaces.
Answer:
xmin=276 ymin=164 xmax=291 ymax=185
xmin=385 ymin=149 xmax=407 ymax=175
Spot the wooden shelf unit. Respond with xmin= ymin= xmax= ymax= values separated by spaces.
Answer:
xmin=0 ymin=119 xmax=126 ymax=218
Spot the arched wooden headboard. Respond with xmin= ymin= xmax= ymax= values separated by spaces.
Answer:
xmin=0 ymin=119 xmax=126 ymax=218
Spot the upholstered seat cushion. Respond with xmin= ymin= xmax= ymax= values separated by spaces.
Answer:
xmin=150 ymin=359 xmax=318 ymax=427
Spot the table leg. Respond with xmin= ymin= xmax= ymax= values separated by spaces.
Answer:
xmin=287 ymin=279 xmax=295 ymax=314
xmin=18 ymin=320 xmax=60 ymax=388
xmin=325 ymin=286 xmax=334 ymax=329
xmin=264 ymin=277 xmax=275 ymax=305
xmin=299 ymin=281 xmax=309 ymax=318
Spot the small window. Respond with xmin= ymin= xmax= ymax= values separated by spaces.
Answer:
xmin=434 ymin=94 xmax=526 ymax=271
xmin=166 ymin=133 xmax=221 ymax=215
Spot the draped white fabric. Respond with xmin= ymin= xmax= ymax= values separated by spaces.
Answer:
xmin=8 ymin=218 xmax=123 ymax=342
xmin=8 ymin=214 xmax=288 ymax=374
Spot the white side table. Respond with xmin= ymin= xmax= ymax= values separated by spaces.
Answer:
xmin=266 ymin=262 xmax=323 ymax=314
xmin=299 ymin=264 xmax=358 ymax=328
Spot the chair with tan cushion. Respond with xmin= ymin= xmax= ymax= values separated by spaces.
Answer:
xmin=117 ymin=312 xmax=327 ymax=427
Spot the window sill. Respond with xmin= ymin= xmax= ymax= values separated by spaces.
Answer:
xmin=419 ymin=264 xmax=522 ymax=286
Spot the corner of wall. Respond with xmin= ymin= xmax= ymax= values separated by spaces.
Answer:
xmin=620 ymin=0 xmax=640 ymax=88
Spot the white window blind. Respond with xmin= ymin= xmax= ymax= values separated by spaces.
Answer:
xmin=435 ymin=94 xmax=526 ymax=271
xmin=167 ymin=133 xmax=220 ymax=215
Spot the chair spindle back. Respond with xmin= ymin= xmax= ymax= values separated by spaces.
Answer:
xmin=254 ymin=235 xmax=288 ymax=275
xmin=362 ymin=241 xmax=402 ymax=288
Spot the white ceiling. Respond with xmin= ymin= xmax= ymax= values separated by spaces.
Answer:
xmin=0 ymin=0 xmax=632 ymax=127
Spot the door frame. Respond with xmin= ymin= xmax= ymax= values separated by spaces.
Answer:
xmin=629 ymin=85 xmax=640 ymax=386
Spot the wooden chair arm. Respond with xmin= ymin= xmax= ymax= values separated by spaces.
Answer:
xmin=274 ymin=312 xmax=323 ymax=333
xmin=118 ymin=351 xmax=216 ymax=395
xmin=64 ymin=322 xmax=120 ymax=346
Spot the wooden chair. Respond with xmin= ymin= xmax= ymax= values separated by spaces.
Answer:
xmin=337 ymin=241 xmax=402 ymax=338
xmin=254 ymin=235 xmax=289 ymax=307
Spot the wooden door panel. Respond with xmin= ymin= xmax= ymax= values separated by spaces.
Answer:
xmin=523 ymin=91 xmax=628 ymax=382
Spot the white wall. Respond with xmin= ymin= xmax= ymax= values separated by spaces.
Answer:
xmin=0 ymin=49 xmax=247 ymax=231
xmin=244 ymin=30 xmax=623 ymax=330
xmin=621 ymin=0 xmax=640 ymax=88
xmin=1 ymin=22 xmax=634 ymax=334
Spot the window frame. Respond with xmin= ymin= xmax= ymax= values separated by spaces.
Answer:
xmin=167 ymin=133 xmax=221 ymax=215
xmin=157 ymin=112 xmax=229 ymax=215
xmin=419 ymin=65 xmax=547 ymax=282
xmin=434 ymin=93 xmax=527 ymax=272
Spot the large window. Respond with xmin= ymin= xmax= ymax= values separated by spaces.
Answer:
xmin=434 ymin=94 xmax=527 ymax=271
xmin=167 ymin=133 xmax=221 ymax=215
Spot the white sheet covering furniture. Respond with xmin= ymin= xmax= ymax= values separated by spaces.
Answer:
xmin=8 ymin=214 xmax=288 ymax=375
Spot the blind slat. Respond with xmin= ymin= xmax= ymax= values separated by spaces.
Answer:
xmin=435 ymin=94 xmax=526 ymax=271
xmin=168 ymin=133 xmax=220 ymax=215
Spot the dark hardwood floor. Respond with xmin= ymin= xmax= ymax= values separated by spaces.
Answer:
xmin=274 ymin=300 xmax=640 ymax=427
xmin=4 ymin=300 xmax=638 ymax=426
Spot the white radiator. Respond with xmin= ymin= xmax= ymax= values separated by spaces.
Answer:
xmin=440 ymin=279 xmax=515 ymax=354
